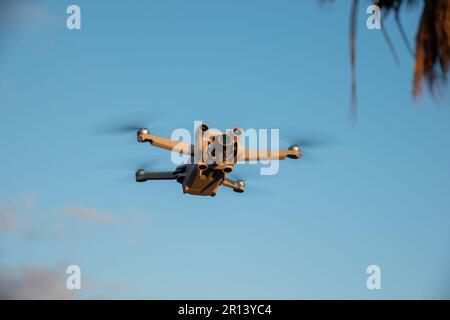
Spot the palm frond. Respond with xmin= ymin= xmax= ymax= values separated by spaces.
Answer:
xmin=413 ymin=0 xmax=450 ymax=98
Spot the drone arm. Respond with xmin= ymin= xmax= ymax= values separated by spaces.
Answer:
xmin=136 ymin=171 xmax=178 ymax=182
xmin=239 ymin=149 xmax=301 ymax=161
xmin=138 ymin=133 xmax=193 ymax=155
xmin=222 ymin=178 xmax=245 ymax=193
xmin=222 ymin=179 xmax=237 ymax=189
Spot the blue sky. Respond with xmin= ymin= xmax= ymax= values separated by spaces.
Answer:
xmin=0 ymin=0 xmax=449 ymax=299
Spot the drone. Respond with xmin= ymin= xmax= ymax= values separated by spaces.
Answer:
xmin=133 ymin=123 xmax=301 ymax=197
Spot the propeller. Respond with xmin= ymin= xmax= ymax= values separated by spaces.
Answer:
xmin=133 ymin=158 xmax=163 ymax=172
xmin=280 ymin=127 xmax=338 ymax=162
xmin=94 ymin=110 xmax=163 ymax=135
xmin=227 ymin=167 xmax=275 ymax=196
xmin=228 ymin=167 xmax=263 ymax=183
xmin=282 ymin=127 xmax=336 ymax=147
xmin=93 ymin=110 xmax=169 ymax=183
xmin=100 ymin=154 xmax=166 ymax=184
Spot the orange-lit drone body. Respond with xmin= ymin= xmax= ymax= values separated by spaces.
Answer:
xmin=135 ymin=123 xmax=301 ymax=196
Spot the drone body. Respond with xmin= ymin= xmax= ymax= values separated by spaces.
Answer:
xmin=135 ymin=123 xmax=301 ymax=196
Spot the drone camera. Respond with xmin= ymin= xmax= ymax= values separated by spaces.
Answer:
xmin=218 ymin=133 xmax=234 ymax=147
xmin=200 ymin=124 xmax=209 ymax=132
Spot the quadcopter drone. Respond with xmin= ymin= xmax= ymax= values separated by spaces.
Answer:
xmin=134 ymin=123 xmax=301 ymax=196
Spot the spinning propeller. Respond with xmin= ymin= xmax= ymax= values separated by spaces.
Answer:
xmin=94 ymin=110 xmax=163 ymax=136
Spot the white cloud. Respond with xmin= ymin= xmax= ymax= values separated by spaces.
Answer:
xmin=0 ymin=196 xmax=144 ymax=299
xmin=0 ymin=1 xmax=56 ymax=27
xmin=0 ymin=264 xmax=135 ymax=299
xmin=0 ymin=208 xmax=18 ymax=231
xmin=0 ymin=193 xmax=36 ymax=232
xmin=60 ymin=206 xmax=119 ymax=225
xmin=0 ymin=264 xmax=75 ymax=300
